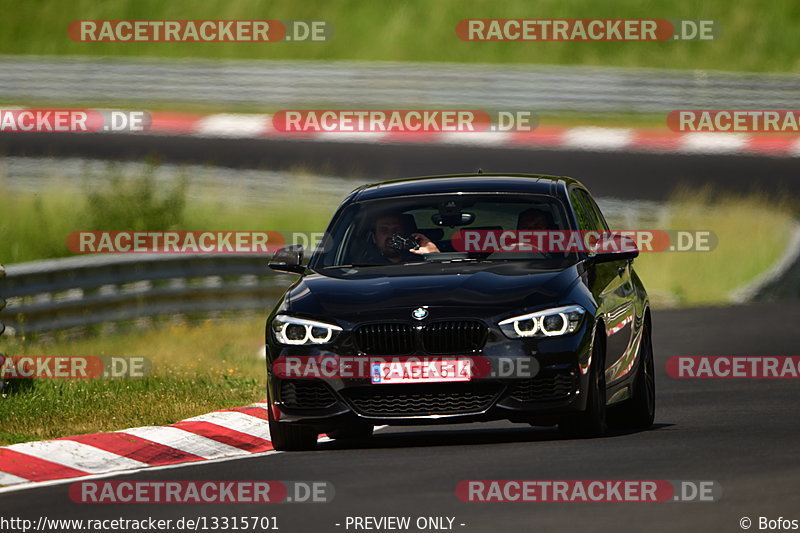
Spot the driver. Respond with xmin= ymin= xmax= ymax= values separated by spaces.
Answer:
xmin=371 ymin=213 xmax=440 ymax=263
xmin=517 ymin=207 xmax=554 ymax=231
xmin=502 ymin=207 xmax=556 ymax=254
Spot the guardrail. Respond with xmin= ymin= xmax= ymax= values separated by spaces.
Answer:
xmin=0 ymin=254 xmax=292 ymax=335
xmin=1 ymin=55 xmax=799 ymax=113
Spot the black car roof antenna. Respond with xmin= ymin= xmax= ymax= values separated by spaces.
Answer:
xmin=477 ymin=168 xmax=484 ymax=174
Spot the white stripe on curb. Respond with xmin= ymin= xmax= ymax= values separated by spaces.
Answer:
xmin=182 ymin=411 xmax=272 ymax=440
xmin=563 ymin=127 xmax=634 ymax=151
xmin=679 ymin=132 xmax=749 ymax=153
xmin=315 ymin=131 xmax=389 ymax=142
xmin=790 ymin=137 xmax=800 ymax=156
xmin=195 ymin=114 xmax=270 ymax=137
xmin=119 ymin=426 xmax=249 ymax=460
xmin=0 ymin=450 xmax=281 ymax=495
xmin=0 ymin=472 xmax=32 ymax=486
xmin=5 ymin=440 xmax=149 ymax=473
xmin=439 ymin=131 xmax=512 ymax=146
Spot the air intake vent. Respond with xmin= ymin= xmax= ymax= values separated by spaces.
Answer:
xmin=342 ymin=382 xmax=501 ymax=417
xmin=280 ymin=380 xmax=337 ymax=409
xmin=422 ymin=321 xmax=487 ymax=354
xmin=354 ymin=323 xmax=415 ymax=355
xmin=508 ymin=370 xmax=577 ymax=403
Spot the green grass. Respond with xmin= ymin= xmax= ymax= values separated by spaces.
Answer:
xmin=0 ymin=95 xmax=671 ymax=127
xmin=1 ymin=0 xmax=799 ymax=72
xmin=634 ymin=188 xmax=796 ymax=306
xmin=0 ymin=319 xmax=267 ymax=445
xmin=0 ymin=168 xmax=339 ymax=264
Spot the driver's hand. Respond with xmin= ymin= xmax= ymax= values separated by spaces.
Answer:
xmin=410 ymin=233 xmax=440 ymax=254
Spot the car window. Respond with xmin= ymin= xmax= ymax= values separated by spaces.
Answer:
xmin=310 ymin=193 xmax=578 ymax=268
xmin=569 ymin=189 xmax=596 ymax=232
xmin=577 ymin=189 xmax=609 ymax=231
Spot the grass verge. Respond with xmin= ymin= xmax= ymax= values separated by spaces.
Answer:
xmin=0 ymin=99 xmax=670 ymax=129
xmin=634 ymin=188 xmax=796 ymax=306
xmin=1 ymin=0 xmax=798 ymax=72
xmin=0 ymin=168 xmax=340 ymax=264
xmin=0 ymin=318 xmax=267 ymax=446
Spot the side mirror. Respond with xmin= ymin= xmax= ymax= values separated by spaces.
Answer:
xmin=268 ymin=244 xmax=305 ymax=274
xmin=591 ymin=233 xmax=639 ymax=264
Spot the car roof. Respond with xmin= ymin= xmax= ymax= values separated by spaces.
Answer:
xmin=350 ymin=173 xmax=585 ymax=202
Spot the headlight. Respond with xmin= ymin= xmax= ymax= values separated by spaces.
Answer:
xmin=498 ymin=305 xmax=586 ymax=338
xmin=272 ymin=315 xmax=342 ymax=345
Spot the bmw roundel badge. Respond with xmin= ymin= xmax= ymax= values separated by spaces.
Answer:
xmin=412 ymin=307 xmax=429 ymax=320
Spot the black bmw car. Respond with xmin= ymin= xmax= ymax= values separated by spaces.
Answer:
xmin=265 ymin=173 xmax=655 ymax=450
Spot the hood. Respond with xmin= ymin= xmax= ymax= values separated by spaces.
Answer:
xmin=284 ymin=261 xmax=582 ymax=323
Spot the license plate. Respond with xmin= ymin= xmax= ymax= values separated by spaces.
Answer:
xmin=371 ymin=359 xmax=472 ymax=384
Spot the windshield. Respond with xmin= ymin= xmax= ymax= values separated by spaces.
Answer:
xmin=310 ymin=193 xmax=578 ymax=269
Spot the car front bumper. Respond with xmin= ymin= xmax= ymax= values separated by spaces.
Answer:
xmin=267 ymin=349 xmax=592 ymax=430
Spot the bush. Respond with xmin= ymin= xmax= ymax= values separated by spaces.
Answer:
xmin=84 ymin=165 xmax=187 ymax=231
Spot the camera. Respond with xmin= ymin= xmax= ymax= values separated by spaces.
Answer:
xmin=388 ymin=233 xmax=419 ymax=251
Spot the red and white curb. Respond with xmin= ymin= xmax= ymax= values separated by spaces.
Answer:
xmin=5 ymin=108 xmax=798 ymax=157
xmin=0 ymin=402 xmax=282 ymax=490
xmin=136 ymin=112 xmax=800 ymax=157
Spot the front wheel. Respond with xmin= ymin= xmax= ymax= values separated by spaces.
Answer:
xmin=559 ymin=333 xmax=607 ymax=438
xmin=608 ymin=320 xmax=655 ymax=429
xmin=268 ymin=406 xmax=318 ymax=451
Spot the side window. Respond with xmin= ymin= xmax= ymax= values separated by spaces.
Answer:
xmin=579 ymin=190 xmax=610 ymax=231
xmin=569 ymin=189 xmax=595 ymax=231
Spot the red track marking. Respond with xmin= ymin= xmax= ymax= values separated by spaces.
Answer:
xmin=0 ymin=449 xmax=87 ymax=482
xmin=171 ymin=421 xmax=273 ymax=453
xmin=61 ymin=432 xmax=205 ymax=466
xmin=629 ymin=130 xmax=685 ymax=151
xmin=746 ymin=136 xmax=797 ymax=155
xmin=148 ymin=112 xmax=205 ymax=134
xmin=227 ymin=406 xmax=269 ymax=421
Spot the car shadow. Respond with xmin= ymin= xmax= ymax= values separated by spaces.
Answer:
xmin=317 ymin=422 xmax=674 ymax=451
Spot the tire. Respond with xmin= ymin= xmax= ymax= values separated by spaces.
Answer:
xmin=559 ymin=332 xmax=608 ymax=438
xmin=608 ymin=320 xmax=656 ymax=430
xmin=326 ymin=423 xmax=374 ymax=442
xmin=267 ymin=406 xmax=318 ymax=451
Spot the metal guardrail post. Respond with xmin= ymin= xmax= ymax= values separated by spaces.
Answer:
xmin=0 ymin=255 xmax=292 ymax=335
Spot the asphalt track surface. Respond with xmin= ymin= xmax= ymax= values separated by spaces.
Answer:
xmin=1 ymin=132 xmax=799 ymax=200
xmin=1 ymin=301 xmax=798 ymax=533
